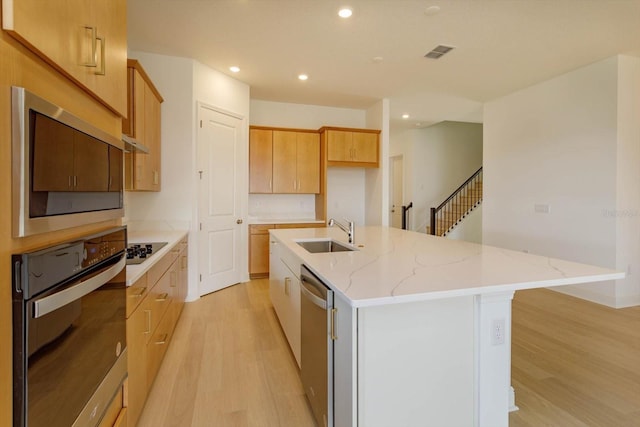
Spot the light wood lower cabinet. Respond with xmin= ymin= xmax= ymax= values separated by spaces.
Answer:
xmin=126 ymin=237 xmax=188 ymax=427
xmin=269 ymin=236 xmax=304 ymax=367
xmin=249 ymin=223 xmax=322 ymax=278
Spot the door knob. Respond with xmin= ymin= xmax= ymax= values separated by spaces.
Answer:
xmin=236 ymin=219 xmax=243 ymax=224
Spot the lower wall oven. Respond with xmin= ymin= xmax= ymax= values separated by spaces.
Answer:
xmin=12 ymin=226 xmax=128 ymax=427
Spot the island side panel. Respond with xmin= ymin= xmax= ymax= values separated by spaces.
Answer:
xmin=357 ymin=296 xmax=475 ymax=427
xmin=475 ymin=292 xmax=514 ymax=427
xmin=334 ymin=293 xmax=357 ymax=427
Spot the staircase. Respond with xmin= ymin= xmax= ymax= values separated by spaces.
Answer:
xmin=428 ymin=167 xmax=483 ymax=236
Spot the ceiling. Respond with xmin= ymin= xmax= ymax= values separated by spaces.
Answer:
xmin=128 ymin=0 xmax=640 ymax=131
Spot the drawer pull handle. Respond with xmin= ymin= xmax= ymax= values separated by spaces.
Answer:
xmin=156 ymin=292 xmax=169 ymax=302
xmin=144 ymin=310 xmax=151 ymax=334
xmin=95 ymin=35 xmax=106 ymax=75
xmin=132 ymin=287 xmax=147 ymax=298
xmin=170 ymin=271 xmax=177 ymax=287
xmin=155 ymin=333 xmax=168 ymax=345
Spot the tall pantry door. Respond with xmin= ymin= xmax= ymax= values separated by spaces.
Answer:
xmin=197 ymin=106 xmax=244 ymax=296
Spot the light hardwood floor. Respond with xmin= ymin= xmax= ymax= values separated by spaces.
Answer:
xmin=139 ymin=280 xmax=640 ymax=426
xmin=509 ymin=288 xmax=640 ymax=426
xmin=137 ymin=278 xmax=315 ymax=427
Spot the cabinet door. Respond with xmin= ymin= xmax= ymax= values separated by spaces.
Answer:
xmin=326 ymin=130 xmax=353 ymax=162
xmin=81 ymin=0 xmax=127 ymax=116
xmin=269 ymin=239 xmax=288 ymax=325
xmin=272 ymin=130 xmax=297 ymax=193
xmin=249 ymin=129 xmax=273 ymax=193
xmin=2 ymin=0 xmax=127 ymax=116
xmin=144 ymin=82 xmax=162 ymax=191
xmin=296 ymin=132 xmax=320 ymax=193
xmin=74 ymin=132 xmax=109 ymax=191
xmin=126 ymin=66 xmax=162 ymax=192
xmin=352 ymin=132 xmax=378 ymax=164
xmin=126 ymin=298 xmax=150 ymax=427
xmin=249 ymin=233 xmax=271 ymax=276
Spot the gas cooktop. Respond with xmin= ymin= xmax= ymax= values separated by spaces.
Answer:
xmin=126 ymin=242 xmax=168 ymax=265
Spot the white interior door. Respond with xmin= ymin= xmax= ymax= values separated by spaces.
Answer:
xmin=390 ymin=156 xmax=404 ymax=229
xmin=197 ymin=106 xmax=243 ymax=296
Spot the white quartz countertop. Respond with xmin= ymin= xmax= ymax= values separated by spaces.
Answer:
xmin=270 ymin=226 xmax=624 ymax=308
xmin=125 ymin=230 xmax=188 ymax=286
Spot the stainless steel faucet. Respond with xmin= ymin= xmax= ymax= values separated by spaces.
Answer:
xmin=328 ymin=218 xmax=355 ymax=244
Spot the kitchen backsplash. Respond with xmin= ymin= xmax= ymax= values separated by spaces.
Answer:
xmin=249 ymin=194 xmax=316 ymax=220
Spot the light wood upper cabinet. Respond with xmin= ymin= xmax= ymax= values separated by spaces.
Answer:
xmin=249 ymin=128 xmax=274 ymax=193
xmin=324 ymin=128 xmax=380 ymax=167
xmin=249 ymin=127 xmax=320 ymax=194
xmin=295 ymin=132 xmax=321 ymax=193
xmin=273 ymin=131 xmax=298 ymax=193
xmin=2 ymin=0 xmax=128 ymax=116
xmin=123 ymin=60 xmax=163 ymax=192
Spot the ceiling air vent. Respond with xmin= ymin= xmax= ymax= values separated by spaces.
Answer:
xmin=424 ymin=45 xmax=454 ymax=59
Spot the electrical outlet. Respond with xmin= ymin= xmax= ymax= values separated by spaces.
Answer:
xmin=491 ymin=318 xmax=506 ymax=345
xmin=534 ymin=204 xmax=550 ymax=214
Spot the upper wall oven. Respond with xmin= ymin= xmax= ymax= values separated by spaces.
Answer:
xmin=11 ymin=87 xmax=124 ymax=237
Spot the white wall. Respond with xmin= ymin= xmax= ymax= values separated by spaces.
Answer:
xmin=390 ymin=121 xmax=483 ymax=232
xmin=365 ymin=99 xmax=390 ymax=226
xmin=126 ymin=51 xmax=250 ymax=300
xmin=249 ymin=100 xmax=370 ymax=224
xmin=483 ymin=55 xmax=640 ymax=308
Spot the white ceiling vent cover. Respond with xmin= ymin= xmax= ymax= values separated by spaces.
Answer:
xmin=424 ymin=45 xmax=454 ymax=59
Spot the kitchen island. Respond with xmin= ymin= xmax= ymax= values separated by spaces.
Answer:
xmin=269 ymin=226 xmax=623 ymax=427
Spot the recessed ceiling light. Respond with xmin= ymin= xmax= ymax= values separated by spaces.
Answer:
xmin=229 ymin=66 xmax=240 ymax=73
xmin=298 ymin=74 xmax=309 ymax=81
xmin=424 ymin=6 xmax=441 ymax=16
xmin=402 ymin=114 xmax=410 ymax=119
xmin=372 ymin=56 xmax=384 ymax=63
xmin=338 ymin=7 xmax=352 ymax=18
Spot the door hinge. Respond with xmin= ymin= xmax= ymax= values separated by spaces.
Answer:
xmin=199 ymin=223 xmax=202 ymax=231
xmin=200 ymin=120 xmax=203 ymax=128
xmin=199 ymin=274 xmax=202 ymax=282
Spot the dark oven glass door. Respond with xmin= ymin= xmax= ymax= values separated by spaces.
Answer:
xmin=17 ymin=257 xmax=126 ymax=427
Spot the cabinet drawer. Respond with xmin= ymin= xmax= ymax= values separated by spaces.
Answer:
xmin=147 ymin=245 xmax=180 ymax=286
xmin=126 ymin=273 xmax=148 ymax=318
xmin=146 ymin=302 xmax=177 ymax=389
xmin=147 ymin=267 xmax=174 ymax=340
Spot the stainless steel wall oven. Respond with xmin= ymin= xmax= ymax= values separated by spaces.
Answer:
xmin=12 ymin=226 xmax=128 ymax=427
xmin=11 ymin=87 xmax=124 ymax=237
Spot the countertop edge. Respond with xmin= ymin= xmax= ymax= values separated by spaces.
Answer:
xmin=125 ymin=230 xmax=188 ymax=286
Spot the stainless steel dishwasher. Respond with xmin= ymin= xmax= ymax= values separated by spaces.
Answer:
xmin=300 ymin=265 xmax=335 ymax=427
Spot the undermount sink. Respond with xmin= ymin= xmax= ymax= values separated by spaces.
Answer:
xmin=296 ymin=239 xmax=356 ymax=253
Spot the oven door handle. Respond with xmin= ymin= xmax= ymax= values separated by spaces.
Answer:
xmin=33 ymin=256 xmax=126 ymax=318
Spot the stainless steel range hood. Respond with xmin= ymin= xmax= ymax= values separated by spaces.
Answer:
xmin=122 ymin=134 xmax=149 ymax=154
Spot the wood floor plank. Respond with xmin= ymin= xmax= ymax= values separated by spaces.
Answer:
xmin=510 ymin=288 xmax=640 ymax=426
xmin=138 ymin=279 xmax=315 ymax=427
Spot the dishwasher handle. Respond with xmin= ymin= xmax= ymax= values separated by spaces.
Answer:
xmin=300 ymin=276 xmax=328 ymax=310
